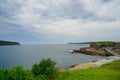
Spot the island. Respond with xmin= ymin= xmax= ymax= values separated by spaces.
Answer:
xmin=0 ymin=40 xmax=20 ymax=46
xmin=72 ymin=41 xmax=120 ymax=56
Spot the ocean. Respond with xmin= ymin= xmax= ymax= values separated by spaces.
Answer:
xmin=0 ymin=44 xmax=104 ymax=69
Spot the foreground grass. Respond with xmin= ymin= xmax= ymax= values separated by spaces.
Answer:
xmin=0 ymin=59 xmax=120 ymax=80
xmin=57 ymin=60 xmax=120 ymax=80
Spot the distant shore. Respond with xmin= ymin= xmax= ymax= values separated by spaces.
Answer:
xmin=0 ymin=40 xmax=20 ymax=46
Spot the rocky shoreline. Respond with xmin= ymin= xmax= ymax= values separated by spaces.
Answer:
xmin=69 ymin=56 xmax=120 ymax=70
xmin=61 ymin=46 xmax=120 ymax=71
xmin=63 ymin=41 xmax=120 ymax=71
xmin=57 ymin=56 xmax=120 ymax=71
xmin=72 ymin=47 xmax=107 ymax=56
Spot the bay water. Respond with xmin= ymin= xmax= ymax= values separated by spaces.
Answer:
xmin=0 ymin=44 xmax=104 ymax=69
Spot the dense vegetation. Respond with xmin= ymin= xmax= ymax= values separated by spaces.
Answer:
xmin=0 ymin=40 xmax=20 ymax=45
xmin=0 ymin=58 xmax=120 ymax=80
xmin=90 ymin=41 xmax=114 ymax=48
xmin=32 ymin=58 xmax=58 ymax=80
xmin=0 ymin=58 xmax=58 ymax=80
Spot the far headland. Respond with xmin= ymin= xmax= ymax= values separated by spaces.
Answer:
xmin=0 ymin=40 xmax=20 ymax=46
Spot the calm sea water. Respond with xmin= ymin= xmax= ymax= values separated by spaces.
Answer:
xmin=0 ymin=44 xmax=104 ymax=69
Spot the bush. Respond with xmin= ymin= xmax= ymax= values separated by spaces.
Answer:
xmin=0 ymin=58 xmax=58 ymax=80
xmin=0 ymin=66 xmax=34 ymax=80
xmin=35 ymin=74 xmax=47 ymax=80
xmin=0 ymin=69 xmax=10 ymax=80
xmin=9 ymin=66 xmax=26 ymax=80
xmin=32 ymin=58 xmax=58 ymax=79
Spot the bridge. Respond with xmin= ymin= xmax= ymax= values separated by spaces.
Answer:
xmin=104 ymin=48 xmax=119 ymax=56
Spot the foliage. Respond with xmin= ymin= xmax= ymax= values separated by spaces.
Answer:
xmin=90 ymin=41 xmax=114 ymax=48
xmin=32 ymin=58 xmax=58 ymax=79
xmin=0 ymin=58 xmax=58 ymax=80
xmin=0 ymin=69 xmax=9 ymax=80
xmin=35 ymin=74 xmax=47 ymax=80
xmin=0 ymin=66 xmax=34 ymax=80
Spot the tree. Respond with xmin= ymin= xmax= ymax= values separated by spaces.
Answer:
xmin=32 ymin=58 xmax=58 ymax=79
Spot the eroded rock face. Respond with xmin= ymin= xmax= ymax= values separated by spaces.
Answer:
xmin=72 ymin=47 xmax=107 ymax=56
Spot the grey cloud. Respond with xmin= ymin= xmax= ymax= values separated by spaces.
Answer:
xmin=101 ymin=0 xmax=113 ymax=3
xmin=0 ymin=0 xmax=21 ymax=18
xmin=0 ymin=0 xmax=120 ymax=42
xmin=26 ymin=0 xmax=93 ymax=20
xmin=1 ymin=0 xmax=119 ymax=24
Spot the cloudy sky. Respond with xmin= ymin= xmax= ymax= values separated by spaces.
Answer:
xmin=0 ymin=0 xmax=120 ymax=44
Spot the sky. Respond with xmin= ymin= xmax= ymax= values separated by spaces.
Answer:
xmin=0 ymin=0 xmax=120 ymax=44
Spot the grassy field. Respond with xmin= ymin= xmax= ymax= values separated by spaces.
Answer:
xmin=57 ymin=60 xmax=120 ymax=80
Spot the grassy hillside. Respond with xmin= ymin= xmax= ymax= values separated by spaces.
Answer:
xmin=57 ymin=60 xmax=120 ymax=80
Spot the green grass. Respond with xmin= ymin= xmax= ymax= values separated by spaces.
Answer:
xmin=56 ymin=60 xmax=120 ymax=80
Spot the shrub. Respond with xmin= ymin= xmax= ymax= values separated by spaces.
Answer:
xmin=32 ymin=58 xmax=58 ymax=79
xmin=0 ymin=58 xmax=58 ymax=80
xmin=0 ymin=66 xmax=34 ymax=80
xmin=9 ymin=66 xmax=26 ymax=80
xmin=35 ymin=74 xmax=47 ymax=80
xmin=0 ymin=69 xmax=10 ymax=80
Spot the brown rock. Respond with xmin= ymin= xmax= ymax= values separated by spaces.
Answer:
xmin=72 ymin=47 xmax=107 ymax=56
